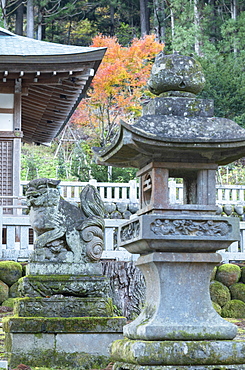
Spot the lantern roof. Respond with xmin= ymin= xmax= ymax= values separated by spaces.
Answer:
xmin=94 ymin=53 xmax=245 ymax=168
xmin=0 ymin=28 xmax=106 ymax=144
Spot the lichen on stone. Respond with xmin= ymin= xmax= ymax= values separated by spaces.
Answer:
xmin=147 ymin=52 xmax=205 ymax=96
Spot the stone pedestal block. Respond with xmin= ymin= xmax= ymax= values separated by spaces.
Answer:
xmin=14 ymin=297 xmax=109 ymax=317
xmin=124 ymin=252 xmax=237 ymax=340
xmin=111 ymin=338 xmax=245 ymax=365
xmin=3 ymin=317 xmax=126 ymax=369
xmin=119 ymin=215 xmax=240 ymax=253
xmin=18 ymin=274 xmax=109 ymax=297
xmin=26 ymin=261 xmax=103 ymax=275
xmin=113 ymin=363 xmax=245 ymax=370
xmin=111 ymin=338 xmax=245 ymax=370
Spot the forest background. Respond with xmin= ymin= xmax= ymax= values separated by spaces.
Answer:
xmin=1 ymin=0 xmax=245 ymax=185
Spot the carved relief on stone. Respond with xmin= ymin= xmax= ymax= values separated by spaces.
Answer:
xmin=25 ymin=178 xmax=105 ymax=263
xmin=150 ymin=218 xmax=231 ymax=237
xmin=120 ymin=220 xmax=140 ymax=242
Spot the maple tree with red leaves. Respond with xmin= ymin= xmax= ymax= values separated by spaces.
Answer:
xmin=71 ymin=35 xmax=163 ymax=146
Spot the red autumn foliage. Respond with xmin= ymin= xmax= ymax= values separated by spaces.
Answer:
xmin=71 ymin=34 xmax=163 ymax=145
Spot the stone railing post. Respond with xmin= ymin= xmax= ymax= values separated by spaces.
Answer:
xmin=129 ymin=180 xmax=138 ymax=203
xmin=88 ymin=178 xmax=98 ymax=187
xmin=168 ymin=179 xmax=177 ymax=203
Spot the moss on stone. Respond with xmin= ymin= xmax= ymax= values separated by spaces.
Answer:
xmin=230 ymin=282 xmax=245 ymax=302
xmin=210 ymin=266 xmax=217 ymax=281
xmin=240 ymin=266 xmax=245 ymax=283
xmin=18 ymin=274 xmax=109 ymax=298
xmin=212 ymin=301 xmax=222 ymax=315
xmin=221 ymin=299 xmax=245 ymax=318
xmin=7 ymin=348 xmax=110 ymax=370
xmin=25 ymin=274 xmax=72 ymax=281
xmin=1 ymin=298 xmax=15 ymax=308
xmin=110 ymin=338 xmax=245 ymax=365
xmin=0 ymin=280 xmax=9 ymax=304
xmin=216 ymin=263 xmax=241 ymax=287
xmin=210 ymin=280 xmax=231 ymax=307
xmin=9 ymin=280 xmax=20 ymax=298
xmin=13 ymin=296 xmax=110 ymax=318
xmin=0 ymin=261 xmax=22 ymax=286
xmin=3 ymin=316 xmax=126 ymax=333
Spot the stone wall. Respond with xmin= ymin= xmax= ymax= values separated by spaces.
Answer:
xmin=104 ymin=202 xmax=139 ymax=219
xmin=211 ymin=263 xmax=245 ymax=318
xmin=0 ymin=261 xmax=23 ymax=307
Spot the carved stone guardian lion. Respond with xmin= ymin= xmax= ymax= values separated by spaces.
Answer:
xmin=25 ymin=178 xmax=105 ymax=264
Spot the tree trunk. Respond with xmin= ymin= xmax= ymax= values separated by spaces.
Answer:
xmin=231 ymin=0 xmax=237 ymax=54
xmin=231 ymin=0 xmax=237 ymax=20
xmin=154 ymin=0 xmax=165 ymax=43
xmin=209 ymin=0 xmax=217 ymax=45
xmin=15 ymin=0 xmax=24 ymax=35
xmin=37 ymin=7 xmax=43 ymax=40
xmin=140 ymin=0 xmax=150 ymax=37
xmin=170 ymin=6 xmax=175 ymax=51
xmin=26 ymin=0 xmax=34 ymax=38
xmin=102 ymin=260 xmax=145 ymax=319
xmin=110 ymin=5 xmax=115 ymax=36
xmin=194 ymin=0 xmax=202 ymax=56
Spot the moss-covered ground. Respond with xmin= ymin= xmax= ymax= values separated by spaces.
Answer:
xmin=226 ymin=318 xmax=245 ymax=340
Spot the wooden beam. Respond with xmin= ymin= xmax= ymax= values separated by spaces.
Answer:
xmin=0 ymin=85 xmax=15 ymax=93
xmin=0 ymin=62 xmax=94 ymax=73
xmin=0 ymin=109 xmax=14 ymax=114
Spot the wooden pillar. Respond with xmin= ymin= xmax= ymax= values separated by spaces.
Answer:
xmin=0 ymin=81 xmax=22 ymax=214
xmin=13 ymin=80 xmax=22 ymax=201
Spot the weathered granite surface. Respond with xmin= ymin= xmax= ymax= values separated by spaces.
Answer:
xmin=14 ymin=297 xmax=109 ymax=317
xmin=3 ymin=316 xmax=126 ymax=333
xmin=26 ymin=261 xmax=103 ymax=275
xmin=119 ymin=215 xmax=239 ymax=253
xmin=147 ymin=52 xmax=205 ymax=95
xmin=123 ymin=252 xmax=237 ymax=341
xmin=142 ymin=97 xmax=214 ymax=117
xmin=111 ymin=338 xmax=245 ymax=365
xmin=17 ymin=275 xmax=109 ymax=298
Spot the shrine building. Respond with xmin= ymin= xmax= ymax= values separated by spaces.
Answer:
xmin=0 ymin=27 xmax=106 ymax=209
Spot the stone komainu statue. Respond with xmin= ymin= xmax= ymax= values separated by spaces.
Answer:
xmin=25 ymin=178 xmax=105 ymax=263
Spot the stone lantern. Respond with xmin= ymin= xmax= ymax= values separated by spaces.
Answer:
xmin=94 ymin=52 xmax=245 ymax=369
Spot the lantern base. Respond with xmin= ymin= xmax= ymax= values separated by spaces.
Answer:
xmin=111 ymin=339 xmax=245 ymax=369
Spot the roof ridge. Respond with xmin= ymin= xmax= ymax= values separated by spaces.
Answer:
xmin=0 ymin=27 xmax=14 ymax=36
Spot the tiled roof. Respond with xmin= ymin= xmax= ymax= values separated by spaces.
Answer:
xmin=0 ymin=28 xmax=106 ymax=144
xmin=0 ymin=27 xmax=100 ymax=56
